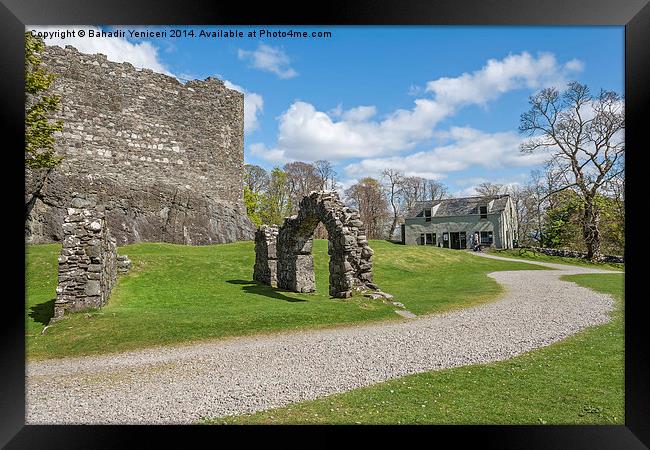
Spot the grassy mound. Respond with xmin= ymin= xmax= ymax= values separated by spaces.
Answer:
xmin=26 ymin=240 xmax=542 ymax=360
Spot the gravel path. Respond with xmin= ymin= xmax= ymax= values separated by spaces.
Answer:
xmin=26 ymin=254 xmax=621 ymax=424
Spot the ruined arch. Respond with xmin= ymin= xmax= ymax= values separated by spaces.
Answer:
xmin=254 ymin=191 xmax=377 ymax=298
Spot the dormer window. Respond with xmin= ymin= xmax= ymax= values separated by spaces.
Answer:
xmin=424 ymin=209 xmax=432 ymax=222
xmin=480 ymin=206 xmax=487 ymax=219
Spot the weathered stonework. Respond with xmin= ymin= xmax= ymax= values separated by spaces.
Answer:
xmin=255 ymin=191 xmax=387 ymax=299
xmin=53 ymin=194 xmax=129 ymax=320
xmin=26 ymin=44 xmax=254 ymax=245
xmin=117 ymin=254 xmax=132 ymax=274
xmin=253 ymin=225 xmax=279 ymax=287
xmin=526 ymin=246 xmax=624 ymax=264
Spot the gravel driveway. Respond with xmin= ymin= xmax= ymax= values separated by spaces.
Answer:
xmin=26 ymin=254 xmax=621 ymax=424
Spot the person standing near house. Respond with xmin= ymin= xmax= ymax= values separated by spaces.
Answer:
xmin=473 ymin=232 xmax=481 ymax=252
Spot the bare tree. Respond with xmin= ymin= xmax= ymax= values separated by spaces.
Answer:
xmin=399 ymin=176 xmax=426 ymax=214
xmin=283 ymin=161 xmax=322 ymax=212
xmin=506 ymin=184 xmax=525 ymax=245
xmin=244 ymin=164 xmax=269 ymax=194
xmin=528 ymin=170 xmax=548 ymax=246
xmin=314 ymin=160 xmax=338 ymax=190
xmin=381 ymin=169 xmax=404 ymax=240
xmin=520 ymin=81 xmax=624 ymax=260
xmin=507 ymin=178 xmax=545 ymax=247
xmin=425 ymin=179 xmax=448 ymax=201
xmin=345 ymin=177 xmax=389 ymax=239
xmin=475 ymin=182 xmax=505 ymax=197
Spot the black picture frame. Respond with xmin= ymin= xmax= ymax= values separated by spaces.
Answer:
xmin=2 ymin=0 xmax=648 ymax=447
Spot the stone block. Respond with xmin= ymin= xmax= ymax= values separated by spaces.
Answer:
xmin=84 ymin=280 xmax=101 ymax=296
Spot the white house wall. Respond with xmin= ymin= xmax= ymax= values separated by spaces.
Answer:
xmin=403 ymin=214 xmax=500 ymax=246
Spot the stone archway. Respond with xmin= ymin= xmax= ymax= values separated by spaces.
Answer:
xmin=254 ymin=191 xmax=379 ymax=298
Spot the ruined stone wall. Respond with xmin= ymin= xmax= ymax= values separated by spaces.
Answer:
xmin=254 ymin=191 xmax=394 ymax=301
xmin=26 ymin=44 xmax=254 ymax=245
xmin=54 ymin=194 xmax=130 ymax=319
xmin=253 ymin=225 xmax=278 ymax=287
xmin=272 ymin=191 xmax=378 ymax=298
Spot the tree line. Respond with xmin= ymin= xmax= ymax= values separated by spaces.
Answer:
xmin=23 ymin=34 xmax=623 ymax=260
xmin=244 ymin=81 xmax=624 ymax=259
xmin=243 ymin=161 xmax=452 ymax=240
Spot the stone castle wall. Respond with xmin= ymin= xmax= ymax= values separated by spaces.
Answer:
xmin=26 ymin=44 xmax=254 ymax=245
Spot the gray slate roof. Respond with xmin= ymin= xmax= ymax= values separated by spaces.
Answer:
xmin=406 ymin=194 xmax=510 ymax=218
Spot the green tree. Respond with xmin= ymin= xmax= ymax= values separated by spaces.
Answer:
xmin=593 ymin=194 xmax=624 ymax=255
xmin=25 ymin=31 xmax=63 ymax=170
xmin=542 ymin=191 xmax=584 ymax=249
xmin=259 ymin=167 xmax=292 ymax=226
xmin=542 ymin=190 xmax=624 ymax=255
xmin=243 ymin=185 xmax=263 ymax=227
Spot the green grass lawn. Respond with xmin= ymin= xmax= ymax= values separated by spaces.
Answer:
xmin=26 ymin=240 xmax=543 ymax=360
xmin=490 ymin=248 xmax=624 ymax=271
xmin=206 ymin=273 xmax=623 ymax=425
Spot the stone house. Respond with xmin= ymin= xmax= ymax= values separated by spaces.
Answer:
xmin=401 ymin=194 xmax=518 ymax=250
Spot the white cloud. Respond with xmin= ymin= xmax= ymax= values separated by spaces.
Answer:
xmin=249 ymin=142 xmax=293 ymax=165
xmin=343 ymin=126 xmax=552 ymax=180
xmin=425 ymin=51 xmax=581 ymax=108
xmin=450 ymin=175 xmax=527 ymax=198
xmin=452 ymin=186 xmax=483 ymax=197
xmin=407 ymin=84 xmax=424 ymax=96
xmin=564 ymin=58 xmax=585 ymax=72
xmin=28 ymin=26 xmax=173 ymax=75
xmin=269 ymin=52 xmax=583 ymax=162
xmin=328 ymin=103 xmax=343 ymax=118
xmin=273 ymin=100 xmax=451 ymax=161
xmin=224 ymin=80 xmax=264 ymax=134
xmin=238 ymin=43 xmax=298 ymax=79
xmin=342 ymin=106 xmax=377 ymax=122
xmin=454 ymin=176 xmax=489 ymax=187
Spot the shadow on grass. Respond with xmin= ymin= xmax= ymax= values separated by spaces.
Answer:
xmin=29 ymin=298 xmax=55 ymax=326
xmin=226 ymin=280 xmax=307 ymax=303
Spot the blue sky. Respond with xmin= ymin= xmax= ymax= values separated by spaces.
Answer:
xmin=33 ymin=25 xmax=624 ymax=195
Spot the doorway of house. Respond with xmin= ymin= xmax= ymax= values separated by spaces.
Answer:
xmin=450 ymin=232 xmax=461 ymax=249
xmin=448 ymin=232 xmax=467 ymax=250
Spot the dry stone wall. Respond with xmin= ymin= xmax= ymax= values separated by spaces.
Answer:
xmin=26 ymin=44 xmax=253 ymax=245
xmin=525 ymin=246 xmax=624 ymax=264
xmin=53 ymin=194 xmax=130 ymax=320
